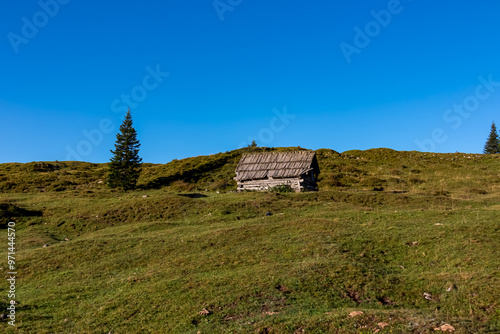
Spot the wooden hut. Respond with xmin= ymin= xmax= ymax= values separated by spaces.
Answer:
xmin=234 ymin=151 xmax=320 ymax=192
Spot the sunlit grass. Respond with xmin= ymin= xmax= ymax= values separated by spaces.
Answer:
xmin=0 ymin=148 xmax=499 ymax=332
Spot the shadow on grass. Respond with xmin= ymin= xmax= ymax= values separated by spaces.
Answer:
xmin=0 ymin=203 xmax=43 ymax=229
xmin=178 ymin=193 xmax=208 ymax=198
xmin=142 ymin=153 xmax=239 ymax=189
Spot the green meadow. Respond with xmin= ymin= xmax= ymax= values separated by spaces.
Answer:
xmin=0 ymin=148 xmax=499 ymax=333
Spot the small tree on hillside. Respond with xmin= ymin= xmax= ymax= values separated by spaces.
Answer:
xmin=483 ymin=122 xmax=500 ymax=154
xmin=108 ymin=108 xmax=142 ymax=190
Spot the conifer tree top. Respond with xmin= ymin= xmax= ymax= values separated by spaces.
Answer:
xmin=108 ymin=108 xmax=142 ymax=190
xmin=483 ymin=122 xmax=500 ymax=154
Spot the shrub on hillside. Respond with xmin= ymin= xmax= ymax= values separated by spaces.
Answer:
xmin=340 ymin=166 xmax=361 ymax=174
xmin=209 ymin=179 xmax=232 ymax=191
xmin=171 ymin=180 xmax=195 ymax=192
xmin=25 ymin=162 xmax=65 ymax=172
xmin=46 ymin=180 xmax=77 ymax=192
xmin=318 ymin=173 xmax=347 ymax=188
xmin=0 ymin=181 xmax=16 ymax=191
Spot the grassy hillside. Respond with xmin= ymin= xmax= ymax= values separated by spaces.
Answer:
xmin=0 ymin=148 xmax=499 ymax=333
xmin=2 ymin=147 xmax=499 ymax=196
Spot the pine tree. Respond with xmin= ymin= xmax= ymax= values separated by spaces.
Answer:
xmin=108 ymin=108 xmax=142 ymax=190
xmin=483 ymin=122 xmax=500 ymax=154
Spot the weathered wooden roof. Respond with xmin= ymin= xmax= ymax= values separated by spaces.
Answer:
xmin=235 ymin=151 xmax=320 ymax=181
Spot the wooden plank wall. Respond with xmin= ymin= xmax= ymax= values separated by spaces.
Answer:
xmin=237 ymin=177 xmax=317 ymax=192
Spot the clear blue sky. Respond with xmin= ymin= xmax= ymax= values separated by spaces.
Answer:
xmin=1 ymin=0 xmax=500 ymax=163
